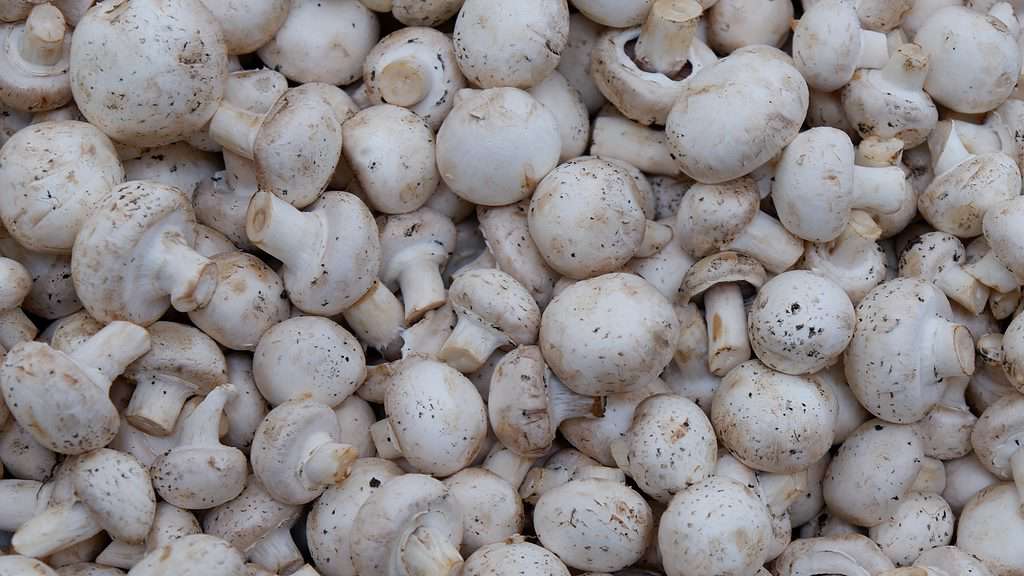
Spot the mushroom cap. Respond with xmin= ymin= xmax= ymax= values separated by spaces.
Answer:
xmin=983 ymin=196 xmax=1024 ymax=282
xmin=898 ymin=231 xmax=967 ymax=283
xmin=351 ymin=474 xmax=463 ymax=576
xmin=707 ymin=0 xmax=794 ymax=54
xmin=151 ymin=442 xmax=248 ymax=510
xmin=792 ymin=0 xmax=864 ymax=92
xmin=712 ymin=360 xmax=837 ymax=473
xmin=557 ymin=13 xmax=606 ymax=114
xmin=570 ymin=0 xmax=651 ymax=27
xmin=379 ymin=207 xmax=456 ymax=282
xmin=868 ymin=491 xmax=955 ymax=567
xmin=0 ymin=341 xmax=120 ymax=454
xmin=476 ymin=201 xmax=559 ymax=307
xmin=528 ymin=157 xmax=648 ymax=279
xmin=915 ymin=6 xmax=1020 ymax=114
xmin=919 ymin=151 xmax=1021 ymax=238
xmin=253 ymin=316 xmax=365 ymax=407
xmin=453 ymin=0 xmax=569 ymax=89
xmin=129 ymin=534 xmax=246 ymax=576
xmin=257 ymin=0 xmax=378 ymax=85
xmin=383 ymin=359 xmax=488 ymax=476
xmin=748 ymin=270 xmax=856 ymax=375
xmin=823 ymin=420 xmax=924 ymax=527
xmin=915 ymin=545 xmax=994 ymax=576
xmin=971 ymin=392 xmax=1024 ymax=480
xmin=0 ymin=556 xmax=58 ymax=576
xmin=0 ymin=257 xmax=30 ymax=311
xmin=199 ymin=0 xmax=288 ymax=55
xmin=462 ymin=540 xmax=569 ymax=576
xmin=1005 ymin=313 xmax=1024 ymax=392
xmin=957 ymin=483 xmax=1024 ymax=574
xmin=449 ymin=269 xmax=540 ymax=345
xmin=57 ymin=563 xmax=132 ymax=575
xmin=666 ymin=47 xmax=808 ymax=184
xmin=773 ymin=534 xmax=895 ymax=576
xmin=251 ymin=399 xmax=347 ymax=505
xmin=203 ymin=477 xmax=302 ymax=552
xmin=540 ymin=273 xmax=679 ymax=396
xmin=658 ymin=475 xmax=773 ymax=576
xmin=488 ymin=346 xmax=563 ymax=458
xmin=528 ymin=71 xmax=590 ymax=161
xmin=0 ymin=120 xmax=123 ymax=254
xmin=123 ymin=321 xmax=227 ymax=397
xmin=561 ymin=378 xmax=670 ymax=466
xmin=678 ymin=251 xmax=767 ymax=304
xmin=122 ymin=142 xmax=221 ymax=202
xmin=436 ymin=87 xmax=561 ymax=206
xmin=674 ymin=178 xmax=759 ymax=259
xmin=74 ymin=449 xmax=156 ymax=543
xmin=616 ymin=393 xmax=717 ymax=503
xmin=70 ymin=0 xmax=228 ymax=147
xmin=534 ymin=478 xmax=653 ymax=572
xmin=443 ymin=468 xmax=525 ymax=553
xmin=0 ymin=8 xmax=72 ymax=112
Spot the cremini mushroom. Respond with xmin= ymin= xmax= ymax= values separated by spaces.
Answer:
xmin=0 ymin=4 xmax=71 ymax=113
xmin=792 ymin=0 xmax=890 ymax=92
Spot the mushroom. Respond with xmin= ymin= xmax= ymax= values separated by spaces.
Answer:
xmin=452 ymin=0 xmax=569 ymax=89
xmin=590 ymin=112 xmax=682 ymax=177
xmin=519 ymin=448 xmax=599 ymax=504
xmin=128 ymin=535 xmax=245 ymax=576
xmin=251 ymin=400 xmax=359 ymax=505
xmin=443 ymin=467 xmax=525 ymax=553
xmin=957 ymin=483 xmax=1024 ymax=575
xmin=915 ymin=5 xmax=1020 ymax=114
xmin=970 ymin=392 xmax=1024 ymax=508
xmin=706 ymin=0 xmax=793 ymax=54
xmin=965 ymin=196 xmax=1024 ymax=303
xmin=569 ymin=0 xmax=653 ymax=27
xmin=95 ymin=502 xmax=201 ymax=570
xmin=678 ymin=251 xmax=766 ymax=377
xmin=773 ymin=127 xmax=907 ymax=243
xmin=0 ymin=257 xmax=34 ymax=350
xmin=0 ymin=556 xmax=57 ymax=576
xmin=362 ymin=27 xmax=465 ymax=131
xmin=557 ymin=12 xmax=606 ymax=114
xmin=461 ymin=538 xmax=570 ymax=576
xmin=197 ymin=0 xmax=287 ymax=55
xmin=71 ymin=181 xmax=218 ymax=325
xmin=476 ymin=201 xmax=560 ymax=308
xmin=823 ymin=420 xmax=925 ymax=527
xmin=350 ymin=473 xmax=464 ymax=576
xmin=534 ymin=469 xmax=654 ymax=572
xmin=868 ymin=492 xmax=954 ymax=566
xmin=151 ymin=386 xmax=247 ymax=510
xmin=540 ymin=272 xmax=679 ymax=396
xmin=845 ymin=278 xmax=974 ymax=424
xmin=658 ymin=475 xmax=773 ymax=576
xmin=658 ymin=303 xmax=720 ymax=414
xmin=252 ymin=316 xmax=365 ymax=407
xmin=609 ymin=393 xmax=716 ymax=502
xmin=70 ymin=0 xmax=228 ymax=147
xmin=666 ymin=46 xmax=809 ymax=184
xmin=913 ymin=545 xmax=996 ymax=576
xmin=0 ymin=421 xmax=57 ymax=481
xmin=332 ymin=395 xmax=376 ymax=458
xmin=528 ymin=71 xmax=590 ymax=161
xmin=121 ymin=143 xmax=221 ymax=202
xmin=943 ymin=453 xmax=1001 ymax=515
xmin=773 ymin=534 xmax=895 ymax=576
xmin=898 ymin=231 xmax=990 ymax=315
xmin=435 ymin=88 xmax=561 ymax=206
xmin=257 ymin=0 xmax=378 ymax=86
xmin=57 ymin=564 xmax=123 ymax=576
xmin=0 ymin=321 xmax=150 ymax=454
xmin=121 ymin=322 xmax=227 ymax=437
xmin=371 ymin=358 xmax=488 ymax=476
xmin=792 ymin=0 xmax=890 ymax=92
xmin=379 ymin=207 xmax=456 ymax=323
xmin=306 ymin=458 xmax=404 ymax=576
xmin=0 ymin=120 xmax=123 ymax=254
xmin=193 ymin=223 xmax=239 ymax=257
xmin=0 ymin=4 xmax=71 ymax=112
xmin=13 ymin=449 xmax=155 ymax=559
xmin=747 ymin=270 xmax=857 ymax=375
xmin=623 ymin=218 xmax=695 ymax=298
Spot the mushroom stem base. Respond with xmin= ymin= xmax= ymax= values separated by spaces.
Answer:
xmin=398 ymin=259 xmax=447 ymax=324
xmin=155 ymin=236 xmax=217 ymax=312
xmin=965 ymin=250 xmax=1020 ymax=293
xmin=929 ymin=318 xmax=975 ymax=380
xmin=728 ymin=211 xmax=803 ymax=274
xmin=301 ymin=442 xmax=358 ymax=488
xmin=70 ymin=321 xmax=151 ymax=388
xmin=248 ymin=527 xmax=304 ymax=575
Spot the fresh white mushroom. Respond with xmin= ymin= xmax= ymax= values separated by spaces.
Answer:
xmin=0 ymin=4 xmax=71 ymax=113
xmin=792 ymin=0 xmax=890 ymax=92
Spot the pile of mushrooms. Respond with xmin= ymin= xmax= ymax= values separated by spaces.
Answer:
xmin=3 ymin=0 xmax=1024 ymax=574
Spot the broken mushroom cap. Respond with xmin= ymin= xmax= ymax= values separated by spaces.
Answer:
xmin=462 ymin=538 xmax=569 ymax=576
xmin=0 ymin=321 xmax=150 ymax=454
xmin=371 ymin=358 xmax=488 ymax=476
xmin=251 ymin=400 xmax=359 ymax=505
xmin=70 ymin=0 xmax=228 ymax=147
xmin=129 ymin=535 xmax=245 ymax=576
xmin=666 ymin=46 xmax=809 ymax=184
xmin=957 ymin=483 xmax=1024 ymax=574
xmin=0 ymin=4 xmax=71 ymax=113
xmin=379 ymin=207 xmax=456 ymax=323
xmin=476 ymin=201 xmax=560 ymax=307
xmin=899 ymin=231 xmax=991 ymax=315
xmin=845 ymin=278 xmax=975 ymax=424
xmin=792 ymin=0 xmax=889 ymax=92
xmin=438 ymin=270 xmax=541 ymax=374
xmin=540 ymin=272 xmax=679 ymax=396
xmin=0 ymin=120 xmax=123 ymax=254
xmin=971 ymin=392 xmax=1024 ymax=507
xmin=772 ymin=534 xmax=895 ymax=576
xmin=436 ymin=87 xmax=561 ymax=206
xmin=748 ymin=270 xmax=856 ymax=375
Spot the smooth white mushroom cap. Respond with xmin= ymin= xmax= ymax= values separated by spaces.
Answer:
xmin=73 ymin=448 xmax=157 ymax=544
xmin=957 ymin=483 xmax=1024 ymax=574
xmin=772 ymin=534 xmax=895 ymax=576
xmin=569 ymin=0 xmax=652 ymax=27
xmin=477 ymin=201 xmax=560 ymax=307
xmin=443 ymin=469 xmax=525 ymax=553
xmin=202 ymin=477 xmax=302 ymax=557
xmin=128 ymin=534 xmax=246 ymax=576
xmin=198 ymin=0 xmax=287 ymax=55
xmin=914 ymin=545 xmax=995 ymax=576
xmin=793 ymin=0 xmax=889 ymax=92
xmin=528 ymin=71 xmax=590 ymax=161
xmin=868 ymin=492 xmax=954 ymax=566
xmin=707 ymin=0 xmax=794 ymax=53
xmin=462 ymin=539 xmax=569 ymax=576
xmin=558 ymin=13 xmax=606 ymax=114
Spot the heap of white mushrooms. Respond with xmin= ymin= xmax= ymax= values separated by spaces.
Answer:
xmin=2 ymin=0 xmax=1024 ymax=574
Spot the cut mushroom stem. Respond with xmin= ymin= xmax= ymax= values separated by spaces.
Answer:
xmin=637 ymin=220 xmax=674 ymax=258
xmin=878 ymin=41 xmax=928 ymax=91
xmin=300 ymin=441 xmax=358 ymax=488
xmin=246 ymin=192 xmax=314 ymax=265
xmin=13 ymin=502 xmax=101 ymax=558
xmin=70 ymin=321 xmax=152 ymax=382
xmin=633 ymin=0 xmax=703 ymax=76
xmin=438 ymin=316 xmax=506 ymax=374
xmin=126 ymin=375 xmax=199 ymax=437
xmin=154 ymin=236 xmax=218 ymax=312
xmin=851 ymin=165 xmax=906 ymax=214
xmin=933 ymin=260 xmax=990 ymax=315
xmin=394 ymin=512 xmax=464 ymax=576
xmin=397 ymin=258 xmax=447 ymax=324
xmin=209 ymin=104 xmax=265 ymax=161
xmin=929 ymin=318 xmax=975 ymax=380
xmin=705 ymin=282 xmax=750 ymax=376
xmin=20 ymin=4 xmax=65 ymax=66
xmin=379 ymin=59 xmax=431 ymax=107
xmin=341 ymin=280 xmax=405 ymax=354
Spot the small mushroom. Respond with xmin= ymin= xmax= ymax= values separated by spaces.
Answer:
xmin=957 ymin=483 xmax=1024 ymax=575
xmin=899 ymin=231 xmax=990 ymax=314
xmin=476 ymin=201 xmax=560 ymax=308
xmin=128 ymin=534 xmax=245 ymax=576
xmin=0 ymin=257 xmax=34 ymax=350
xmin=868 ymin=492 xmax=954 ymax=566
xmin=202 ymin=477 xmax=302 ymax=573
xmin=379 ymin=207 xmax=456 ymax=323
xmin=0 ymin=4 xmax=71 ymax=112
xmin=443 ymin=467 xmax=525 ymax=553
xmin=792 ymin=0 xmax=890 ymax=92
xmin=773 ymin=534 xmax=895 ymax=576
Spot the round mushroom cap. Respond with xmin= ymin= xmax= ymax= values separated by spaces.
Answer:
xmin=971 ymin=393 xmax=1024 ymax=480
xmin=449 ymin=269 xmax=540 ymax=346
xmin=915 ymin=545 xmax=994 ymax=575
xmin=453 ymin=0 xmax=569 ymax=89
xmin=476 ymin=201 xmax=559 ymax=307
xmin=462 ymin=540 xmax=569 ymax=576
xmin=70 ymin=0 xmax=228 ymax=147
xmin=0 ymin=257 xmax=30 ymax=311
xmin=675 ymin=178 xmax=760 ymax=259
xmin=957 ymin=483 xmax=1024 ymax=574
xmin=658 ymin=475 xmax=773 ymax=576
xmin=748 ymin=270 xmax=856 ymax=375
xmin=489 ymin=346 xmax=562 ymax=458
xmin=868 ymin=491 xmax=954 ymax=567
xmin=707 ymin=0 xmax=794 ymax=54
xmin=528 ymin=157 xmax=649 ymax=279
xmin=984 ymin=196 xmax=1024 ymax=282
xmin=0 ymin=121 xmax=123 ymax=254
xmin=253 ymin=316 xmax=365 ymax=407
xmin=73 ymin=449 xmax=156 ymax=544
xmin=534 ymin=478 xmax=653 ymax=572
xmin=570 ymin=0 xmax=651 ymax=27
xmin=678 ymin=251 xmax=767 ymax=304
xmin=773 ymin=534 xmax=895 ymax=576
xmin=257 ymin=0 xmax=378 ymax=85
xmin=792 ymin=0 xmax=864 ymax=92
xmin=130 ymin=534 xmax=245 ymax=576
xmin=122 ymin=142 xmax=221 ymax=201
xmin=203 ymin=477 xmax=302 ymax=552
xmin=540 ymin=273 xmax=679 ymax=396
xmin=436 ymin=88 xmax=561 ymax=206
xmin=0 ymin=556 xmax=58 ymax=576
xmin=898 ymin=231 xmax=967 ymax=283
xmin=560 ymin=378 xmax=669 ymax=466
xmin=443 ymin=469 xmax=525 ymax=553
xmin=0 ymin=5 xmax=72 ymax=113
xmin=123 ymin=321 xmax=227 ymax=397
xmin=919 ymin=151 xmax=1021 ymax=238
xmin=199 ymin=0 xmax=288 ymax=55
xmin=666 ymin=47 xmax=808 ymax=184
xmin=383 ymin=359 xmax=488 ymax=476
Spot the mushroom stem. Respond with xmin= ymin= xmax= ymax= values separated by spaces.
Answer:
xmin=155 ymin=236 xmax=218 ymax=312
xmin=857 ymin=29 xmax=890 ymax=71
xmin=938 ymin=374 xmax=971 ymax=411
xmin=928 ymin=317 xmax=975 ymax=380
xmin=1011 ymin=449 xmax=1024 ymax=512
xmin=342 ymin=280 xmax=406 ymax=353
xmin=0 ymin=480 xmax=46 ymax=532
xmin=933 ymin=124 xmax=972 ymax=175
xmin=759 ymin=471 xmax=808 ymax=516
xmin=964 ymin=249 xmax=1020 ymax=293
xmin=370 ymin=418 xmax=403 ymax=460
xmin=245 ymin=191 xmax=317 ymax=265
xmin=0 ymin=308 xmax=37 ymax=351
xmin=878 ymin=43 xmax=929 ymax=91
xmin=177 ymin=386 xmax=235 ymax=446
xmin=633 ymin=0 xmax=702 ymax=76
xmin=125 ymin=374 xmax=196 ymax=436
xmin=396 ymin=518 xmax=464 ymax=576
xmin=12 ymin=501 xmax=101 ymax=558
xmin=95 ymin=540 xmax=144 ymax=570
xmin=727 ymin=211 xmax=804 ymax=274
xmin=851 ymin=165 xmax=905 ymax=215
xmin=934 ymin=260 xmax=991 ymax=315
xmin=590 ymin=115 xmax=680 ymax=176
xmin=209 ymin=102 xmax=265 ymax=160
xmin=70 ymin=321 xmax=151 ymax=387
xmin=300 ymin=441 xmax=358 ymax=488
xmin=792 ymin=550 xmax=874 ymax=576
xmin=548 ymin=370 xmax=605 ymax=424
xmin=482 ymin=449 xmax=534 ymax=488
xmin=637 ymin=220 xmax=674 ymax=257
xmin=437 ymin=315 xmax=507 ymax=374
xmin=703 ymin=282 xmax=750 ymax=376
xmin=248 ymin=527 xmax=304 ymax=576
xmin=19 ymin=4 xmax=65 ymax=67
xmin=379 ymin=58 xmax=432 ymax=108
xmin=911 ymin=456 xmax=947 ymax=493
xmin=397 ymin=258 xmax=447 ymax=323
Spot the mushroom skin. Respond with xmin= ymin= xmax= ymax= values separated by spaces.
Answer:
xmin=867 ymin=492 xmax=954 ymax=566
xmin=899 ymin=232 xmax=990 ymax=315
xmin=443 ymin=468 xmax=525 ymax=553
xmin=971 ymin=393 xmax=1024 ymax=507
xmin=772 ymin=534 xmax=895 ymax=576
xmin=0 ymin=4 xmax=71 ymax=113
xmin=461 ymin=539 xmax=569 ymax=576
xmin=792 ymin=0 xmax=889 ymax=92
xmin=197 ymin=0 xmax=288 ymax=55
xmin=957 ymin=483 xmax=1024 ymax=575
xmin=128 ymin=534 xmax=246 ymax=576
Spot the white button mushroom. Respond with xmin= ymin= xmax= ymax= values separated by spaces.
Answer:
xmin=96 ymin=502 xmax=201 ymax=570
xmin=0 ymin=4 xmax=71 ymax=113
xmin=0 ymin=556 xmax=57 ymax=576
xmin=519 ymin=447 xmax=599 ymax=503
xmin=793 ymin=0 xmax=890 ymax=92
xmin=0 ymin=420 xmax=56 ymax=482
xmin=943 ymin=453 xmax=1001 ymax=515
xmin=558 ymin=12 xmax=607 ymax=114
xmin=899 ymin=231 xmax=990 ymax=315
xmin=476 ymin=201 xmax=560 ymax=308
xmin=706 ymin=0 xmax=794 ymax=54
xmin=127 ymin=534 xmax=245 ymax=576
xmin=528 ymin=71 xmax=590 ymax=161
xmin=913 ymin=545 xmax=996 ymax=576
xmin=970 ymin=392 xmax=1024 ymax=507
xmin=462 ymin=538 xmax=569 ymax=576
xmin=957 ymin=483 xmax=1024 ymax=575
xmin=773 ymin=534 xmax=895 ymax=575
xmin=379 ymin=207 xmax=456 ymax=323
xmin=443 ymin=467 xmax=525 ymax=553
xmin=590 ymin=112 xmax=682 ymax=178
xmin=121 ymin=143 xmax=220 ymax=202
xmin=868 ymin=491 xmax=954 ymax=566
xmin=570 ymin=0 xmax=653 ymax=27
xmin=0 ymin=256 xmax=34 ymax=350
xmin=197 ymin=0 xmax=287 ymax=56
